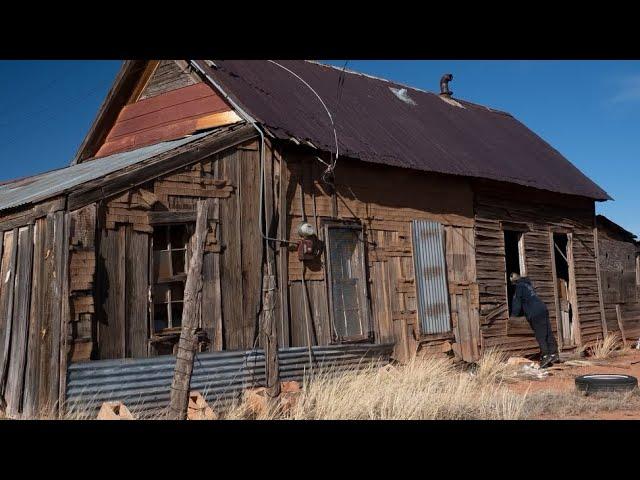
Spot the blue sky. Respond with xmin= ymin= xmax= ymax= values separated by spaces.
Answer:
xmin=0 ymin=60 xmax=638 ymax=235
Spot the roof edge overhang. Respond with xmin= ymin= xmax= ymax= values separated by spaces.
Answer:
xmin=1 ymin=124 xmax=256 ymax=217
xmin=71 ymin=60 xmax=149 ymax=165
xmin=272 ymin=137 xmax=611 ymax=203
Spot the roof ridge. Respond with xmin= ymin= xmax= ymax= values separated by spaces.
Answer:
xmin=305 ymin=60 xmax=512 ymax=117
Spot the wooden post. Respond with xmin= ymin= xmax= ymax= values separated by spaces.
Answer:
xmin=168 ymin=201 xmax=208 ymax=419
xmin=616 ymin=304 xmax=627 ymax=348
xmin=262 ymin=273 xmax=280 ymax=398
xmin=262 ymin=143 xmax=280 ymax=399
xmin=593 ymin=227 xmax=608 ymax=338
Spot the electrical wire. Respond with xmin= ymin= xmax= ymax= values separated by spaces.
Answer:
xmin=267 ymin=60 xmax=339 ymax=188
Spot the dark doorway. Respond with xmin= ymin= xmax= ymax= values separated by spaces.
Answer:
xmin=504 ymin=230 xmax=525 ymax=313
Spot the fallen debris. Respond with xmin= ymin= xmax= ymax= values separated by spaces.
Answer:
xmin=97 ymin=401 xmax=135 ymax=420
xmin=187 ymin=391 xmax=218 ymax=420
xmin=507 ymin=356 xmax=536 ymax=366
xmin=518 ymin=364 xmax=549 ymax=380
xmin=244 ymin=381 xmax=303 ymax=417
xmin=563 ymin=360 xmax=595 ymax=367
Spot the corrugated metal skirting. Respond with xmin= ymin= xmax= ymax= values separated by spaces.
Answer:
xmin=65 ymin=344 xmax=392 ymax=416
xmin=411 ymin=220 xmax=452 ymax=334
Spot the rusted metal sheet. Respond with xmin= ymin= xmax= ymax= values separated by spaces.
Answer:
xmin=411 ymin=220 xmax=451 ymax=334
xmin=64 ymin=344 xmax=392 ymax=417
xmin=0 ymin=130 xmax=215 ymax=212
xmin=194 ymin=60 xmax=609 ymax=201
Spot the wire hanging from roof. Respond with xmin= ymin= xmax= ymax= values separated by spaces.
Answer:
xmin=267 ymin=60 xmax=339 ymax=188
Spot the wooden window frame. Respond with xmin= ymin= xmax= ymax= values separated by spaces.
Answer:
xmin=150 ymin=222 xmax=194 ymax=335
xmin=322 ymin=221 xmax=372 ymax=344
xmin=503 ymin=229 xmax=528 ymax=313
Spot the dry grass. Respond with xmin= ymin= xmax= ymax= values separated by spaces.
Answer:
xmin=587 ymin=333 xmax=624 ymax=359
xmin=523 ymin=389 xmax=640 ymax=418
xmin=12 ymin=346 xmax=640 ymax=420
xmin=223 ymin=353 xmax=527 ymax=420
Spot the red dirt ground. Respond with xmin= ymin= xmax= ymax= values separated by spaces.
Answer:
xmin=506 ymin=350 xmax=640 ymax=420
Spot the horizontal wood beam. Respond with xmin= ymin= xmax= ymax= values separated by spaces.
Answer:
xmin=0 ymin=197 xmax=66 ymax=232
xmin=68 ymin=125 xmax=257 ymax=211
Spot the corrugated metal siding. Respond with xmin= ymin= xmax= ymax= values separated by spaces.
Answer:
xmin=411 ymin=220 xmax=451 ymax=334
xmin=65 ymin=344 xmax=392 ymax=417
xmin=0 ymin=130 xmax=218 ymax=212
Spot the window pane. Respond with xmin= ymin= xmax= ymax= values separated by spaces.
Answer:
xmin=171 ymin=302 xmax=183 ymax=328
xmin=153 ymin=226 xmax=169 ymax=251
xmin=154 ymin=304 xmax=169 ymax=332
xmin=327 ymin=227 xmax=365 ymax=339
xmin=170 ymin=225 xmax=189 ymax=249
xmin=153 ymin=285 xmax=170 ymax=302
xmin=154 ymin=251 xmax=172 ymax=279
xmin=172 ymin=250 xmax=186 ymax=275
xmin=170 ymin=283 xmax=184 ymax=302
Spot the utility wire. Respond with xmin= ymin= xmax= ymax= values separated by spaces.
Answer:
xmin=267 ymin=60 xmax=339 ymax=186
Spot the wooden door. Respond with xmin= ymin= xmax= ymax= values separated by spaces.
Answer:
xmin=445 ymin=226 xmax=481 ymax=362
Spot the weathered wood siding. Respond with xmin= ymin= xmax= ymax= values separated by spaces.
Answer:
xmin=281 ymin=149 xmax=476 ymax=362
xmin=92 ymin=140 xmax=264 ymax=360
xmin=0 ymin=208 xmax=68 ymax=417
xmin=95 ymin=82 xmax=240 ymax=158
xmin=597 ymin=233 xmax=639 ymax=333
xmin=139 ymin=60 xmax=200 ymax=101
xmin=473 ymin=181 xmax=602 ymax=353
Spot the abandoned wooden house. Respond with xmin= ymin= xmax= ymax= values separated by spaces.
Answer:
xmin=595 ymin=214 xmax=640 ymax=346
xmin=0 ymin=59 xmax=619 ymax=416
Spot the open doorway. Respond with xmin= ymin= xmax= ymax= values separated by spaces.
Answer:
xmin=504 ymin=230 xmax=526 ymax=313
xmin=552 ymin=233 xmax=575 ymax=346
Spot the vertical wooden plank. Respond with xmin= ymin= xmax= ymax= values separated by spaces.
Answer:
xmin=0 ymin=230 xmax=17 ymax=400
xmin=548 ymin=229 xmax=564 ymax=349
xmin=5 ymin=225 xmax=35 ymax=417
xmin=23 ymin=219 xmax=46 ymax=417
xmin=219 ymin=150 xmax=243 ymax=350
xmin=593 ymin=227 xmax=608 ymax=337
xmin=97 ymin=226 xmax=126 ymax=359
xmin=278 ymin=151 xmax=290 ymax=347
xmin=567 ymin=233 xmax=582 ymax=346
xmin=36 ymin=213 xmax=61 ymax=414
xmin=240 ymin=147 xmax=262 ymax=349
xmin=616 ymin=304 xmax=627 ymax=347
xmin=125 ymin=227 xmax=150 ymax=358
xmin=200 ymin=163 xmax=223 ymax=351
xmin=57 ymin=212 xmax=71 ymax=416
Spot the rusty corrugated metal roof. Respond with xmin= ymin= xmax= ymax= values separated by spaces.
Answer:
xmin=0 ymin=130 xmax=215 ymax=212
xmin=195 ymin=60 xmax=610 ymax=201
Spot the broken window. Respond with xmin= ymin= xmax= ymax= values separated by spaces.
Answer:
xmin=504 ymin=230 xmax=526 ymax=313
xmin=325 ymin=223 xmax=370 ymax=342
xmin=151 ymin=224 xmax=192 ymax=333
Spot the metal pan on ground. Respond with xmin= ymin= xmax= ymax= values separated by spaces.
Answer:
xmin=575 ymin=374 xmax=638 ymax=395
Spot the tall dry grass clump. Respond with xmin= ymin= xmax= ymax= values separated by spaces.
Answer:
xmin=225 ymin=352 xmax=527 ymax=420
xmin=588 ymin=332 xmax=623 ymax=359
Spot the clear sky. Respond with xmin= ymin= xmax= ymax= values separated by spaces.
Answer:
xmin=0 ymin=60 xmax=638 ymax=236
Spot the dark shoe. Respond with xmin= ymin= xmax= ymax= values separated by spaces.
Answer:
xmin=548 ymin=353 xmax=560 ymax=365
xmin=539 ymin=355 xmax=553 ymax=369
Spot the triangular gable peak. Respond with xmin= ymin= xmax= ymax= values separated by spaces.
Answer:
xmin=73 ymin=60 xmax=242 ymax=164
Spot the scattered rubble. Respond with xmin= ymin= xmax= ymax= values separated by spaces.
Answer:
xmin=187 ymin=391 xmax=218 ymax=420
xmin=505 ymin=356 xmax=548 ymax=380
xmin=97 ymin=401 xmax=135 ymax=420
xmin=244 ymin=381 xmax=303 ymax=417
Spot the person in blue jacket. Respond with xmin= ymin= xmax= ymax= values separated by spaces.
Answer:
xmin=510 ymin=272 xmax=560 ymax=368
